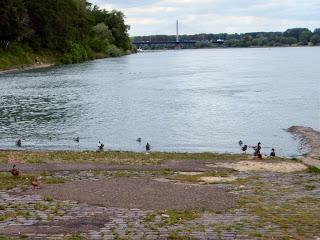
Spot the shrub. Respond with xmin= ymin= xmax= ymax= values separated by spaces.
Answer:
xmin=105 ymin=44 xmax=123 ymax=57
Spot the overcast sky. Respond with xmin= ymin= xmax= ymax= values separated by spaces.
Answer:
xmin=89 ymin=0 xmax=319 ymax=37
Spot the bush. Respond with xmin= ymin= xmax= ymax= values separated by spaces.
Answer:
xmin=60 ymin=53 xmax=73 ymax=64
xmin=0 ymin=43 xmax=36 ymax=70
xmin=105 ymin=44 xmax=123 ymax=57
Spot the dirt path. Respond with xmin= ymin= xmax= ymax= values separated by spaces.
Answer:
xmin=0 ymin=63 xmax=54 ymax=74
xmin=14 ymin=177 xmax=238 ymax=211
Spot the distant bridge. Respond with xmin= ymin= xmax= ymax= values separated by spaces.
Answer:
xmin=131 ymin=21 xmax=224 ymax=49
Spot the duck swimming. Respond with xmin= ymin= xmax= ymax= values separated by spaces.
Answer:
xmin=16 ymin=139 xmax=21 ymax=147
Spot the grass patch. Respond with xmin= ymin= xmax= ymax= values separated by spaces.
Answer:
xmin=157 ymin=210 xmax=201 ymax=226
xmin=239 ymin=190 xmax=320 ymax=238
xmin=0 ymin=150 xmax=253 ymax=164
xmin=170 ymin=171 xmax=232 ymax=183
xmin=43 ymin=196 xmax=53 ymax=201
xmin=168 ymin=230 xmax=188 ymax=239
xmin=304 ymin=184 xmax=316 ymax=190
xmin=0 ymin=173 xmax=36 ymax=190
xmin=307 ymin=166 xmax=320 ymax=174
xmin=43 ymin=177 xmax=66 ymax=184
xmin=64 ymin=235 xmax=86 ymax=239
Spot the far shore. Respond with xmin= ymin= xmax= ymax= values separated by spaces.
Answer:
xmin=0 ymin=62 xmax=55 ymax=74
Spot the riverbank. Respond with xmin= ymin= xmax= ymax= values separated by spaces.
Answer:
xmin=287 ymin=126 xmax=320 ymax=157
xmin=0 ymin=156 xmax=319 ymax=239
xmin=0 ymin=126 xmax=319 ymax=239
xmin=286 ymin=126 xmax=320 ymax=169
xmin=0 ymin=62 xmax=55 ymax=74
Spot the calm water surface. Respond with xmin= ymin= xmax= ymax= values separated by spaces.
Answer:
xmin=1 ymin=47 xmax=319 ymax=157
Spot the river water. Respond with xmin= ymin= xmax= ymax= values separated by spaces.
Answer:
xmin=0 ymin=47 xmax=319 ymax=157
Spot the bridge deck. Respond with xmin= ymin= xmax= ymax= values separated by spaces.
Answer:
xmin=132 ymin=41 xmax=223 ymax=45
xmin=132 ymin=41 xmax=196 ymax=44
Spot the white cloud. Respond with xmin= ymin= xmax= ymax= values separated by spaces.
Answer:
xmin=90 ymin=0 xmax=320 ymax=36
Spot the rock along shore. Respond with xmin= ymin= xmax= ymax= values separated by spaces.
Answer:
xmin=287 ymin=126 xmax=320 ymax=157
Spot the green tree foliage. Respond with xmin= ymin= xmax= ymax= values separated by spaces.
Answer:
xmin=310 ymin=35 xmax=320 ymax=45
xmin=0 ymin=0 xmax=32 ymax=50
xmin=299 ymin=30 xmax=312 ymax=45
xmin=0 ymin=0 xmax=133 ymax=68
xmin=314 ymin=28 xmax=320 ymax=35
xmin=283 ymin=28 xmax=309 ymax=39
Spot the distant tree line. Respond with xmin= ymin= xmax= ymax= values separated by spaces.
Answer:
xmin=133 ymin=28 xmax=320 ymax=50
xmin=0 ymin=0 xmax=136 ymax=69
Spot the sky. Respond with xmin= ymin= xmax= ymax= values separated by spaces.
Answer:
xmin=89 ymin=0 xmax=320 ymax=37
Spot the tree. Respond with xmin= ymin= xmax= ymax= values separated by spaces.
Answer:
xmin=284 ymin=28 xmax=310 ymax=39
xmin=0 ymin=0 xmax=31 ymax=50
xmin=299 ymin=30 xmax=312 ymax=45
xmin=244 ymin=35 xmax=253 ymax=42
xmin=104 ymin=10 xmax=130 ymax=51
xmin=314 ymin=28 xmax=320 ymax=35
xmin=310 ymin=35 xmax=320 ymax=45
xmin=286 ymin=37 xmax=298 ymax=45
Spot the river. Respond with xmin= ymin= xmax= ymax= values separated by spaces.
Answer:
xmin=0 ymin=47 xmax=319 ymax=157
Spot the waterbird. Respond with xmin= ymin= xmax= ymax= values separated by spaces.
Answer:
xmin=253 ymin=142 xmax=262 ymax=156
xmin=253 ymin=142 xmax=262 ymax=151
xmin=136 ymin=138 xmax=142 ymax=143
xmin=239 ymin=140 xmax=243 ymax=146
xmin=270 ymin=148 xmax=276 ymax=157
xmin=146 ymin=142 xmax=150 ymax=151
xmin=98 ymin=141 xmax=104 ymax=150
xmin=242 ymin=145 xmax=247 ymax=153
xmin=16 ymin=139 xmax=22 ymax=147
xmin=73 ymin=137 xmax=80 ymax=142
xmin=31 ymin=177 xmax=40 ymax=190
xmin=10 ymin=164 xmax=20 ymax=177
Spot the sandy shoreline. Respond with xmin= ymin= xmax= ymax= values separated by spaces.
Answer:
xmin=0 ymin=63 xmax=54 ymax=74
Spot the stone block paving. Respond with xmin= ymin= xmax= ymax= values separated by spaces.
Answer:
xmin=1 ymin=170 xmax=320 ymax=239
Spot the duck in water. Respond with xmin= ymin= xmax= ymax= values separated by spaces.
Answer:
xmin=16 ymin=139 xmax=22 ymax=147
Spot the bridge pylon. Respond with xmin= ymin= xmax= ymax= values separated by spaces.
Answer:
xmin=175 ymin=20 xmax=180 ymax=50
